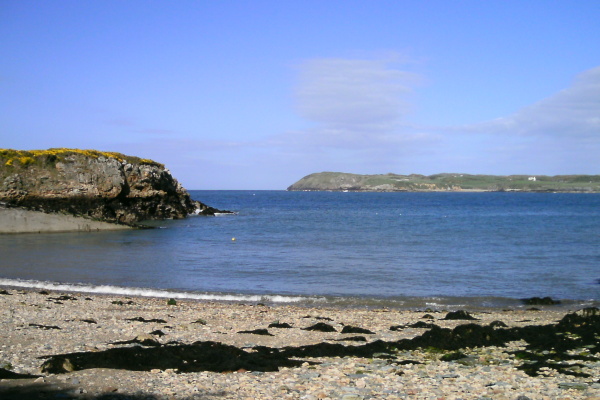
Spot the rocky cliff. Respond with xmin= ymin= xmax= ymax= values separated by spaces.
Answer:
xmin=0 ymin=148 xmax=221 ymax=226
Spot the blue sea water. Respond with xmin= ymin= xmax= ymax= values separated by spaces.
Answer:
xmin=1 ymin=191 xmax=599 ymax=309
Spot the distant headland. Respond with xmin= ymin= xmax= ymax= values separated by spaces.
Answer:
xmin=0 ymin=148 xmax=227 ymax=233
xmin=287 ymin=172 xmax=600 ymax=192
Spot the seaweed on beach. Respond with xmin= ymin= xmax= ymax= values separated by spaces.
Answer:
xmin=0 ymin=368 xmax=40 ymax=380
xmin=40 ymin=341 xmax=303 ymax=374
xmin=340 ymin=325 xmax=375 ymax=334
xmin=125 ymin=317 xmax=167 ymax=323
xmin=268 ymin=322 xmax=293 ymax=328
xmin=521 ymin=296 xmax=561 ymax=306
xmin=442 ymin=310 xmax=478 ymax=320
xmin=302 ymin=322 xmax=337 ymax=332
xmin=29 ymin=323 xmax=61 ymax=330
xmin=38 ymin=308 xmax=600 ymax=378
xmin=237 ymin=329 xmax=274 ymax=336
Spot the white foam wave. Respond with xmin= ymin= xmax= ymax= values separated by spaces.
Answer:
xmin=0 ymin=278 xmax=324 ymax=304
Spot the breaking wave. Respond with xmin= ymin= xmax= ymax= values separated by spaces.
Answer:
xmin=0 ymin=278 xmax=325 ymax=304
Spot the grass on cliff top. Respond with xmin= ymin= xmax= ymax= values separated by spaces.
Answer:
xmin=0 ymin=148 xmax=163 ymax=169
xmin=292 ymin=172 xmax=600 ymax=192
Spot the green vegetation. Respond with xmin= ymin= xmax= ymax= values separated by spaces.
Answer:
xmin=288 ymin=172 xmax=600 ymax=192
xmin=0 ymin=148 xmax=163 ymax=169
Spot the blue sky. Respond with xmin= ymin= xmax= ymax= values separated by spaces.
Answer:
xmin=1 ymin=1 xmax=599 ymax=189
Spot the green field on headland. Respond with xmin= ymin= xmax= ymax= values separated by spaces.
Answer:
xmin=288 ymin=172 xmax=600 ymax=192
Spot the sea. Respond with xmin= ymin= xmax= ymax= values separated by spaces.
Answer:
xmin=1 ymin=190 xmax=599 ymax=310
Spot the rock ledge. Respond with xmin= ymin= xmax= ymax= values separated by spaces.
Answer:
xmin=0 ymin=148 xmax=220 ymax=230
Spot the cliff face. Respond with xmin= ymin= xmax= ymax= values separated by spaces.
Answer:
xmin=0 ymin=149 xmax=214 ymax=225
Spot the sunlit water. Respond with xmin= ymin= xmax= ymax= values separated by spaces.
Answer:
xmin=1 ymin=191 xmax=599 ymax=309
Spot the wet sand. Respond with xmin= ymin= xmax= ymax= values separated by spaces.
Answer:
xmin=0 ymin=207 xmax=131 ymax=234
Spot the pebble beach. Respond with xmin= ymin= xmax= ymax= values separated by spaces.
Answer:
xmin=1 ymin=288 xmax=599 ymax=400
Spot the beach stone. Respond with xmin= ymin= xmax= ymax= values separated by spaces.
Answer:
xmin=355 ymin=378 xmax=366 ymax=388
xmin=4 ymin=290 xmax=600 ymax=400
xmin=341 ymin=395 xmax=364 ymax=400
xmin=558 ymin=382 xmax=588 ymax=390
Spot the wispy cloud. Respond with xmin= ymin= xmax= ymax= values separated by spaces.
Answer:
xmin=465 ymin=66 xmax=600 ymax=137
xmin=292 ymin=57 xmax=422 ymax=148
xmin=107 ymin=64 xmax=600 ymax=189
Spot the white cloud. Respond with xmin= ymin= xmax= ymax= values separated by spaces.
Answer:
xmin=293 ymin=57 xmax=421 ymax=145
xmin=467 ymin=66 xmax=600 ymax=137
xmin=110 ymin=65 xmax=600 ymax=189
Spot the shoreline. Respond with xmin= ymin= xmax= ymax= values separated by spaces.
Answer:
xmin=2 ymin=278 xmax=597 ymax=313
xmin=1 ymin=287 xmax=599 ymax=399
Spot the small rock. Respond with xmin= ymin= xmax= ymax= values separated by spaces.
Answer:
xmin=558 ymin=382 xmax=588 ymax=390
xmin=355 ymin=378 xmax=366 ymax=388
xmin=341 ymin=395 xmax=364 ymax=400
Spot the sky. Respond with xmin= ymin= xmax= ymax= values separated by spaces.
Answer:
xmin=1 ymin=1 xmax=599 ymax=189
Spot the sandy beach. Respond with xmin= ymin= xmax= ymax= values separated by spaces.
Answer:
xmin=1 ymin=288 xmax=598 ymax=400
xmin=0 ymin=207 xmax=132 ymax=234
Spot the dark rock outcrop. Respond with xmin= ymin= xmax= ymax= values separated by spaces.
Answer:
xmin=0 ymin=148 xmax=227 ymax=226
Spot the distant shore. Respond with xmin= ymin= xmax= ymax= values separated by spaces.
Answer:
xmin=0 ymin=206 xmax=132 ymax=234
xmin=287 ymin=172 xmax=600 ymax=192
xmin=1 ymin=287 xmax=599 ymax=399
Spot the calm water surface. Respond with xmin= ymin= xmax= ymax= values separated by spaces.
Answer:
xmin=1 ymin=191 xmax=599 ymax=309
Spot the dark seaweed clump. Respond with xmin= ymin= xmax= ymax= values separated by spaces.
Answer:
xmin=37 ymin=308 xmax=600 ymax=379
